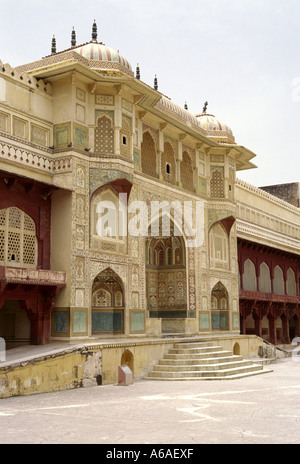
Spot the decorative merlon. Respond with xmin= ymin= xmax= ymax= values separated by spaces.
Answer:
xmin=0 ymin=60 xmax=52 ymax=95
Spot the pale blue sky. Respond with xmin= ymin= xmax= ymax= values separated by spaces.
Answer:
xmin=0 ymin=0 xmax=299 ymax=187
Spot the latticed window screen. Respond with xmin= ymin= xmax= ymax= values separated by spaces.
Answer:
xmin=210 ymin=168 xmax=225 ymax=198
xmin=0 ymin=207 xmax=37 ymax=268
xmin=95 ymin=115 xmax=114 ymax=154
xmin=93 ymin=289 xmax=112 ymax=307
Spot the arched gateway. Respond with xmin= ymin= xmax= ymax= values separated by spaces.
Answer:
xmin=92 ymin=268 xmax=125 ymax=335
xmin=145 ymin=217 xmax=188 ymax=320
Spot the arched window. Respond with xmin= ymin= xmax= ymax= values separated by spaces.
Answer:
xmin=93 ymin=289 xmax=111 ymax=307
xmin=175 ymin=247 xmax=182 ymax=265
xmin=180 ymin=151 xmax=193 ymax=192
xmin=120 ymin=116 xmax=131 ymax=159
xmin=92 ymin=268 xmax=125 ymax=334
xmin=211 ymin=282 xmax=229 ymax=330
xmin=273 ymin=265 xmax=284 ymax=295
xmin=259 ymin=262 xmax=271 ymax=293
xmin=91 ymin=188 xmax=126 ymax=242
xmin=209 ymin=222 xmax=229 ymax=270
xmin=141 ymin=131 xmax=157 ymax=177
xmin=167 ymin=247 xmax=172 ymax=265
xmin=286 ymin=268 xmax=296 ymax=296
xmin=161 ymin=142 xmax=176 ymax=185
xmin=242 ymin=259 xmax=257 ymax=291
xmin=115 ymin=291 xmax=123 ymax=307
xmin=211 ymin=282 xmax=229 ymax=311
xmin=210 ymin=168 xmax=225 ymax=198
xmin=0 ymin=207 xmax=37 ymax=268
xmin=95 ymin=114 xmax=114 ymax=154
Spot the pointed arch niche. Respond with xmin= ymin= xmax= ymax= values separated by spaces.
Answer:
xmin=145 ymin=217 xmax=187 ymax=318
xmin=211 ymin=282 xmax=229 ymax=330
xmin=94 ymin=112 xmax=114 ymax=154
xmin=209 ymin=222 xmax=229 ymax=270
xmin=141 ymin=130 xmax=157 ymax=178
xmin=92 ymin=268 xmax=125 ymax=334
xmin=0 ymin=206 xmax=37 ymax=268
xmin=90 ymin=179 xmax=132 ymax=253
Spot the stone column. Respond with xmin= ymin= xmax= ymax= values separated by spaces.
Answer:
xmin=157 ymin=151 xmax=162 ymax=179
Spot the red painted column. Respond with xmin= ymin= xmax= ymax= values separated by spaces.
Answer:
xmin=268 ymin=304 xmax=278 ymax=345
xmin=30 ymin=314 xmax=43 ymax=345
xmin=254 ymin=315 xmax=263 ymax=338
xmin=240 ymin=313 xmax=246 ymax=334
xmin=253 ymin=306 xmax=263 ymax=338
xmin=295 ymin=313 xmax=300 ymax=339
xmin=268 ymin=315 xmax=277 ymax=345
xmin=26 ymin=294 xmax=52 ymax=345
xmin=281 ymin=313 xmax=291 ymax=344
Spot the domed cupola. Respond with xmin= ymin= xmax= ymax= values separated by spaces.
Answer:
xmin=74 ymin=21 xmax=132 ymax=72
xmin=75 ymin=42 xmax=132 ymax=71
xmin=49 ymin=21 xmax=133 ymax=77
xmin=195 ymin=102 xmax=235 ymax=144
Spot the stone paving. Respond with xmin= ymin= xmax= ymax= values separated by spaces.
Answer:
xmin=0 ymin=357 xmax=299 ymax=445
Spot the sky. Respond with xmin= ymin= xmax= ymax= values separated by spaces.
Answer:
xmin=0 ymin=0 xmax=299 ymax=188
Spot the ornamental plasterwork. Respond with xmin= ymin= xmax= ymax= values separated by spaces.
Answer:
xmin=142 ymin=124 xmax=159 ymax=149
xmin=182 ymin=144 xmax=196 ymax=164
xmin=90 ymin=260 xmax=128 ymax=287
xmin=122 ymin=98 xmax=133 ymax=113
xmin=236 ymin=219 xmax=300 ymax=253
xmin=163 ymin=135 xmax=177 ymax=157
xmin=0 ymin=140 xmax=72 ymax=175
xmin=89 ymin=168 xmax=133 ymax=197
xmin=76 ymin=166 xmax=86 ymax=188
xmin=95 ymin=94 xmax=114 ymax=105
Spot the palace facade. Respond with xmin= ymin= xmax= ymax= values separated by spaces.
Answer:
xmin=0 ymin=22 xmax=299 ymax=348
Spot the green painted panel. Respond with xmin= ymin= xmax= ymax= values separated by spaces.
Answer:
xmin=199 ymin=313 xmax=209 ymax=330
xmin=74 ymin=126 xmax=87 ymax=147
xmin=130 ymin=311 xmax=145 ymax=332
xmin=233 ymin=313 xmax=240 ymax=329
xmin=92 ymin=311 xmax=123 ymax=333
xmin=53 ymin=311 xmax=68 ymax=333
xmin=211 ymin=313 xmax=228 ymax=330
xmin=73 ymin=311 xmax=87 ymax=333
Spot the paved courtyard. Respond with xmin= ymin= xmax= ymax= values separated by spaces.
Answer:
xmin=0 ymin=357 xmax=299 ymax=445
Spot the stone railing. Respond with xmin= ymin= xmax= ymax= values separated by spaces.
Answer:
xmin=0 ymin=139 xmax=72 ymax=175
xmin=236 ymin=178 xmax=300 ymax=213
xmin=0 ymin=266 xmax=66 ymax=286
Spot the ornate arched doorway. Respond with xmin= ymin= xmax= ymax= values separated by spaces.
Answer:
xmin=145 ymin=218 xmax=187 ymax=318
xmin=211 ymin=281 xmax=229 ymax=330
xmin=92 ymin=268 xmax=125 ymax=334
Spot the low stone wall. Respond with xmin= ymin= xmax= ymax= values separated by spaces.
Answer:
xmin=0 ymin=334 xmax=266 ymax=398
xmin=0 ymin=339 xmax=175 ymax=398
xmin=0 ymin=349 xmax=87 ymax=398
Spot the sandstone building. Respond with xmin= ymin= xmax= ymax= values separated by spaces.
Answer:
xmin=0 ymin=22 xmax=299 ymax=352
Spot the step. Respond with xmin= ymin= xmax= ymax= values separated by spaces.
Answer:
xmin=144 ymin=341 xmax=273 ymax=381
xmin=144 ymin=368 xmax=273 ymax=381
xmin=147 ymin=364 xmax=264 ymax=379
xmin=169 ymin=346 xmax=224 ymax=355
xmin=164 ymin=350 xmax=234 ymax=360
xmin=158 ymin=355 xmax=245 ymax=366
xmin=152 ymin=360 xmax=254 ymax=372
xmin=172 ymin=341 xmax=216 ymax=348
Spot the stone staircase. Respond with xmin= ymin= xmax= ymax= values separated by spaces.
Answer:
xmin=145 ymin=341 xmax=273 ymax=380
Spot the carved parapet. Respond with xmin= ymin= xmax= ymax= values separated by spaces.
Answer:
xmin=0 ymin=266 xmax=66 ymax=286
xmin=0 ymin=59 xmax=52 ymax=95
